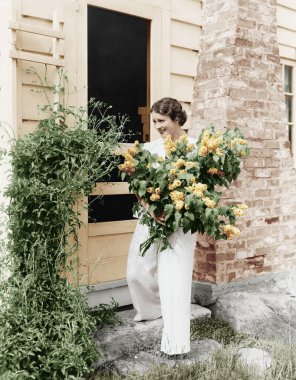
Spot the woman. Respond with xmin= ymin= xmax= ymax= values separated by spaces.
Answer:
xmin=126 ymin=97 xmax=197 ymax=356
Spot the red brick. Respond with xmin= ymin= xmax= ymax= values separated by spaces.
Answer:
xmin=227 ymin=272 xmax=237 ymax=281
xmin=190 ymin=0 xmax=296 ymax=285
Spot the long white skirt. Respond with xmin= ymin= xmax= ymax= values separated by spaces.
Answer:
xmin=127 ymin=221 xmax=196 ymax=355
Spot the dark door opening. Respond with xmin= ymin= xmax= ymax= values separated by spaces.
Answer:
xmin=88 ymin=6 xmax=150 ymax=143
xmin=87 ymin=6 xmax=150 ymax=222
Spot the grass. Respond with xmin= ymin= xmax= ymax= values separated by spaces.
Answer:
xmin=90 ymin=318 xmax=296 ymax=380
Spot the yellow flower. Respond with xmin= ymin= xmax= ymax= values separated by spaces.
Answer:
xmin=202 ymin=197 xmax=216 ymax=208
xmin=199 ymin=130 xmax=223 ymax=155
xmin=150 ymin=193 xmax=160 ymax=201
xmin=194 ymin=183 xmax=208 ymax=192
xmin=221 ymin=224 xmax=241 ymax=240
xmin=201 ymin=130 xmax=210 ymax=144
xmin=194 ymin=190 xmax=204 ymax=197
xmin=123 ymin=152 xmax=134 ymax=162
xmin=164 ymin=135 xmax=177 ymax=155
xmin=186 ymin=143 xmax=195 ymax=152
xmin=155 ymin=187 xmax=161 ymax=195
xmin=185 ymin=182 xmax=207 ymax=197
xmin=232 ymin=207 xmax=246 ymax=217
xmin=198 ymin=145 xmax=208 ymax=157
xmin=207 ymin=168 xmax=219 ymax=175
xmin=207 ymin=138 xmax=220 ymax=151
xmin=231 ymin=138 xmax=248 ymax=147
xmin=185 ymin=185 xmax=194 ymax=192
xmin=177 ymin=135 xmax=188 ymax=144
xmin=127 ymin=147 xmax=138 ymax=156
xmin=175 ymin=159 xmax=186 ymax=169
xmin=158 ymin=156 xmax=164 ymax=162
xmin=169 ymin=191 xmax=185 ymax=202
xmin=118 ymin=161 xmax=135 ymax=174
xmin=185 ymin=204 xmax=190 ymax=210
xmin=168 ymin=179 xmax=182 ymax=190
xmin=147 ymin=187 xmax=154 ymax=193
xmin=169 ymin=168 xmax=177 ymax=176
xmin=232 ymin=203 xmax=248 ymax=216
xmin=190 ymin=176 xmax=196 ymax=183
xmin=185 ymin=161 xmax=197 ymax=168
xmin=175 ymin=200 xmax=184 ymax=211
xmin=237 ymin=203 xmax=248 ymax=210
xmin=215 ymin=147 xmax=223 ymax=156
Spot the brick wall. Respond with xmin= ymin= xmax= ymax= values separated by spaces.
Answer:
xmin=191 ymin=0 xmax=296 ymax=283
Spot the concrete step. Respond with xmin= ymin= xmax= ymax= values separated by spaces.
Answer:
xmin=94 ymin=304 xmax=211 ymax=370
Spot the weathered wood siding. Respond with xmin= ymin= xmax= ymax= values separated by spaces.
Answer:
xmin=277 ymin=0 xmax=296 ymax=60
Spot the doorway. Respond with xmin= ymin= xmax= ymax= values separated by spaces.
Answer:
xmin=88 ymin=5 xmax=150 ymax=144
xmin=86 ymin=6 xmax=150 ymax=285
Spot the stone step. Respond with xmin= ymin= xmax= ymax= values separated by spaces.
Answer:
xmin=95 ymin=304 xmax=211 ymax=369
xmin=113 ymin=339 xmax=222 ymax=376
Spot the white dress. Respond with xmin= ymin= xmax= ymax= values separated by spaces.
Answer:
xmin=126 ymin=137 xmax=197 ymax=355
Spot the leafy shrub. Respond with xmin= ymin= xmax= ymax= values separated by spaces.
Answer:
xmin=89 ymin=298 xmax=120 ymax=329
xmin=0 ymin=75 xmax=126 ymax=379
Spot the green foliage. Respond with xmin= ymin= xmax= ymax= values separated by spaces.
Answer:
xmin=120 ymin=128 xmax=249 ymax=256
xmin=196 ymin=125 xmax=250 ymax=191
xmin=190 ymin=319 xmax=259 ymax=346
xmin=0 ymin=72 xmax=126 ymax=379
xmin=89 ymin=298 xmax=120 ymax=328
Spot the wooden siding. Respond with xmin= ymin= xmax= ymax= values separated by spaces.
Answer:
xmin=170 ymin=0 xmax=201 ymax=128
xmin=10 ymin=0 xmax=65 ymax=137
xmin=7 ymin=0 xmax=296 ymax=291
xmin=277 ymin=0 xmax=296 ymax=60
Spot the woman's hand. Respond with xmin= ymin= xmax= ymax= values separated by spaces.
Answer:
xmin=135 ymin=193 xmax=165 ymax=225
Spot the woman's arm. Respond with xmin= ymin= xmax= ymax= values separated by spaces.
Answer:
xmin=135 ymin=193 xmax=165 ymax=225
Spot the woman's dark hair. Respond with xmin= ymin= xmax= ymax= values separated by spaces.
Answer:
xmin=150 ymin=97 xmax=187 ymax=126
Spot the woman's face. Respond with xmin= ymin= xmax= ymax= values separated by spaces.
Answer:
xmin=151 ymin=111 xmax=182 ymax=141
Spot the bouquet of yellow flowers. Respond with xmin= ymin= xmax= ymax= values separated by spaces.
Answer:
xmin=119 ymin=125 xmax=249 ymax=256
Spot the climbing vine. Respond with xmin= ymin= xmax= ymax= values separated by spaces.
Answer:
xmin=0 ymin=73 xmax=126 ymax=379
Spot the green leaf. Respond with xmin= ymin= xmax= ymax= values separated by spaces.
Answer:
xmin=205 ymin=208 xmax=212 ymax=219
xmin=184 ymin=211 xmax=194 ymax=221
xmin=175 ymin=211 xmax=182 ymax=224
xmin=164 ymin=204 xmax=175 ymax=219
xmin=138 ymin=180 xmax=147 ymax=197
xmin=172 ymin=211 xmax=182 ymax=231
xmin=148 ymin=204 xmax=157 ymax=213
xmin=182 ymin=217 xmax=191 ymax=233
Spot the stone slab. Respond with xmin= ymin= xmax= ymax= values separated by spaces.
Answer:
xmin=178 ymin=339 xmax=222 ymax=366
xmin=114 ymin=339 xmax=222 ymax=376
xmin=237 ymin=348 xmax=272 ymax=372
xmin=192 ymin=271 xmax=296 ymax=306
xmin=211 ymin=291 xmax=296 ymax=344
xmin=114 ymin=351 xmax=175 ymax=376
xmin=95 ymin=325 xmax=145 ymax=366
xmin=117 ymin=303 xmax=211 ymax=325
xmin=95 ymin=303 xmax=211 ymax=368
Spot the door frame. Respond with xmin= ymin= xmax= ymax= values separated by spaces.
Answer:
xmin=76 ymin=0 xmax=171 ymax=141
xmin=71 ymin=0 xmax=171 ymax=305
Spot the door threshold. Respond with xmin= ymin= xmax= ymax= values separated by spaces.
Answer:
xmin=80 ymin=279 xmax=132 ymax=308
